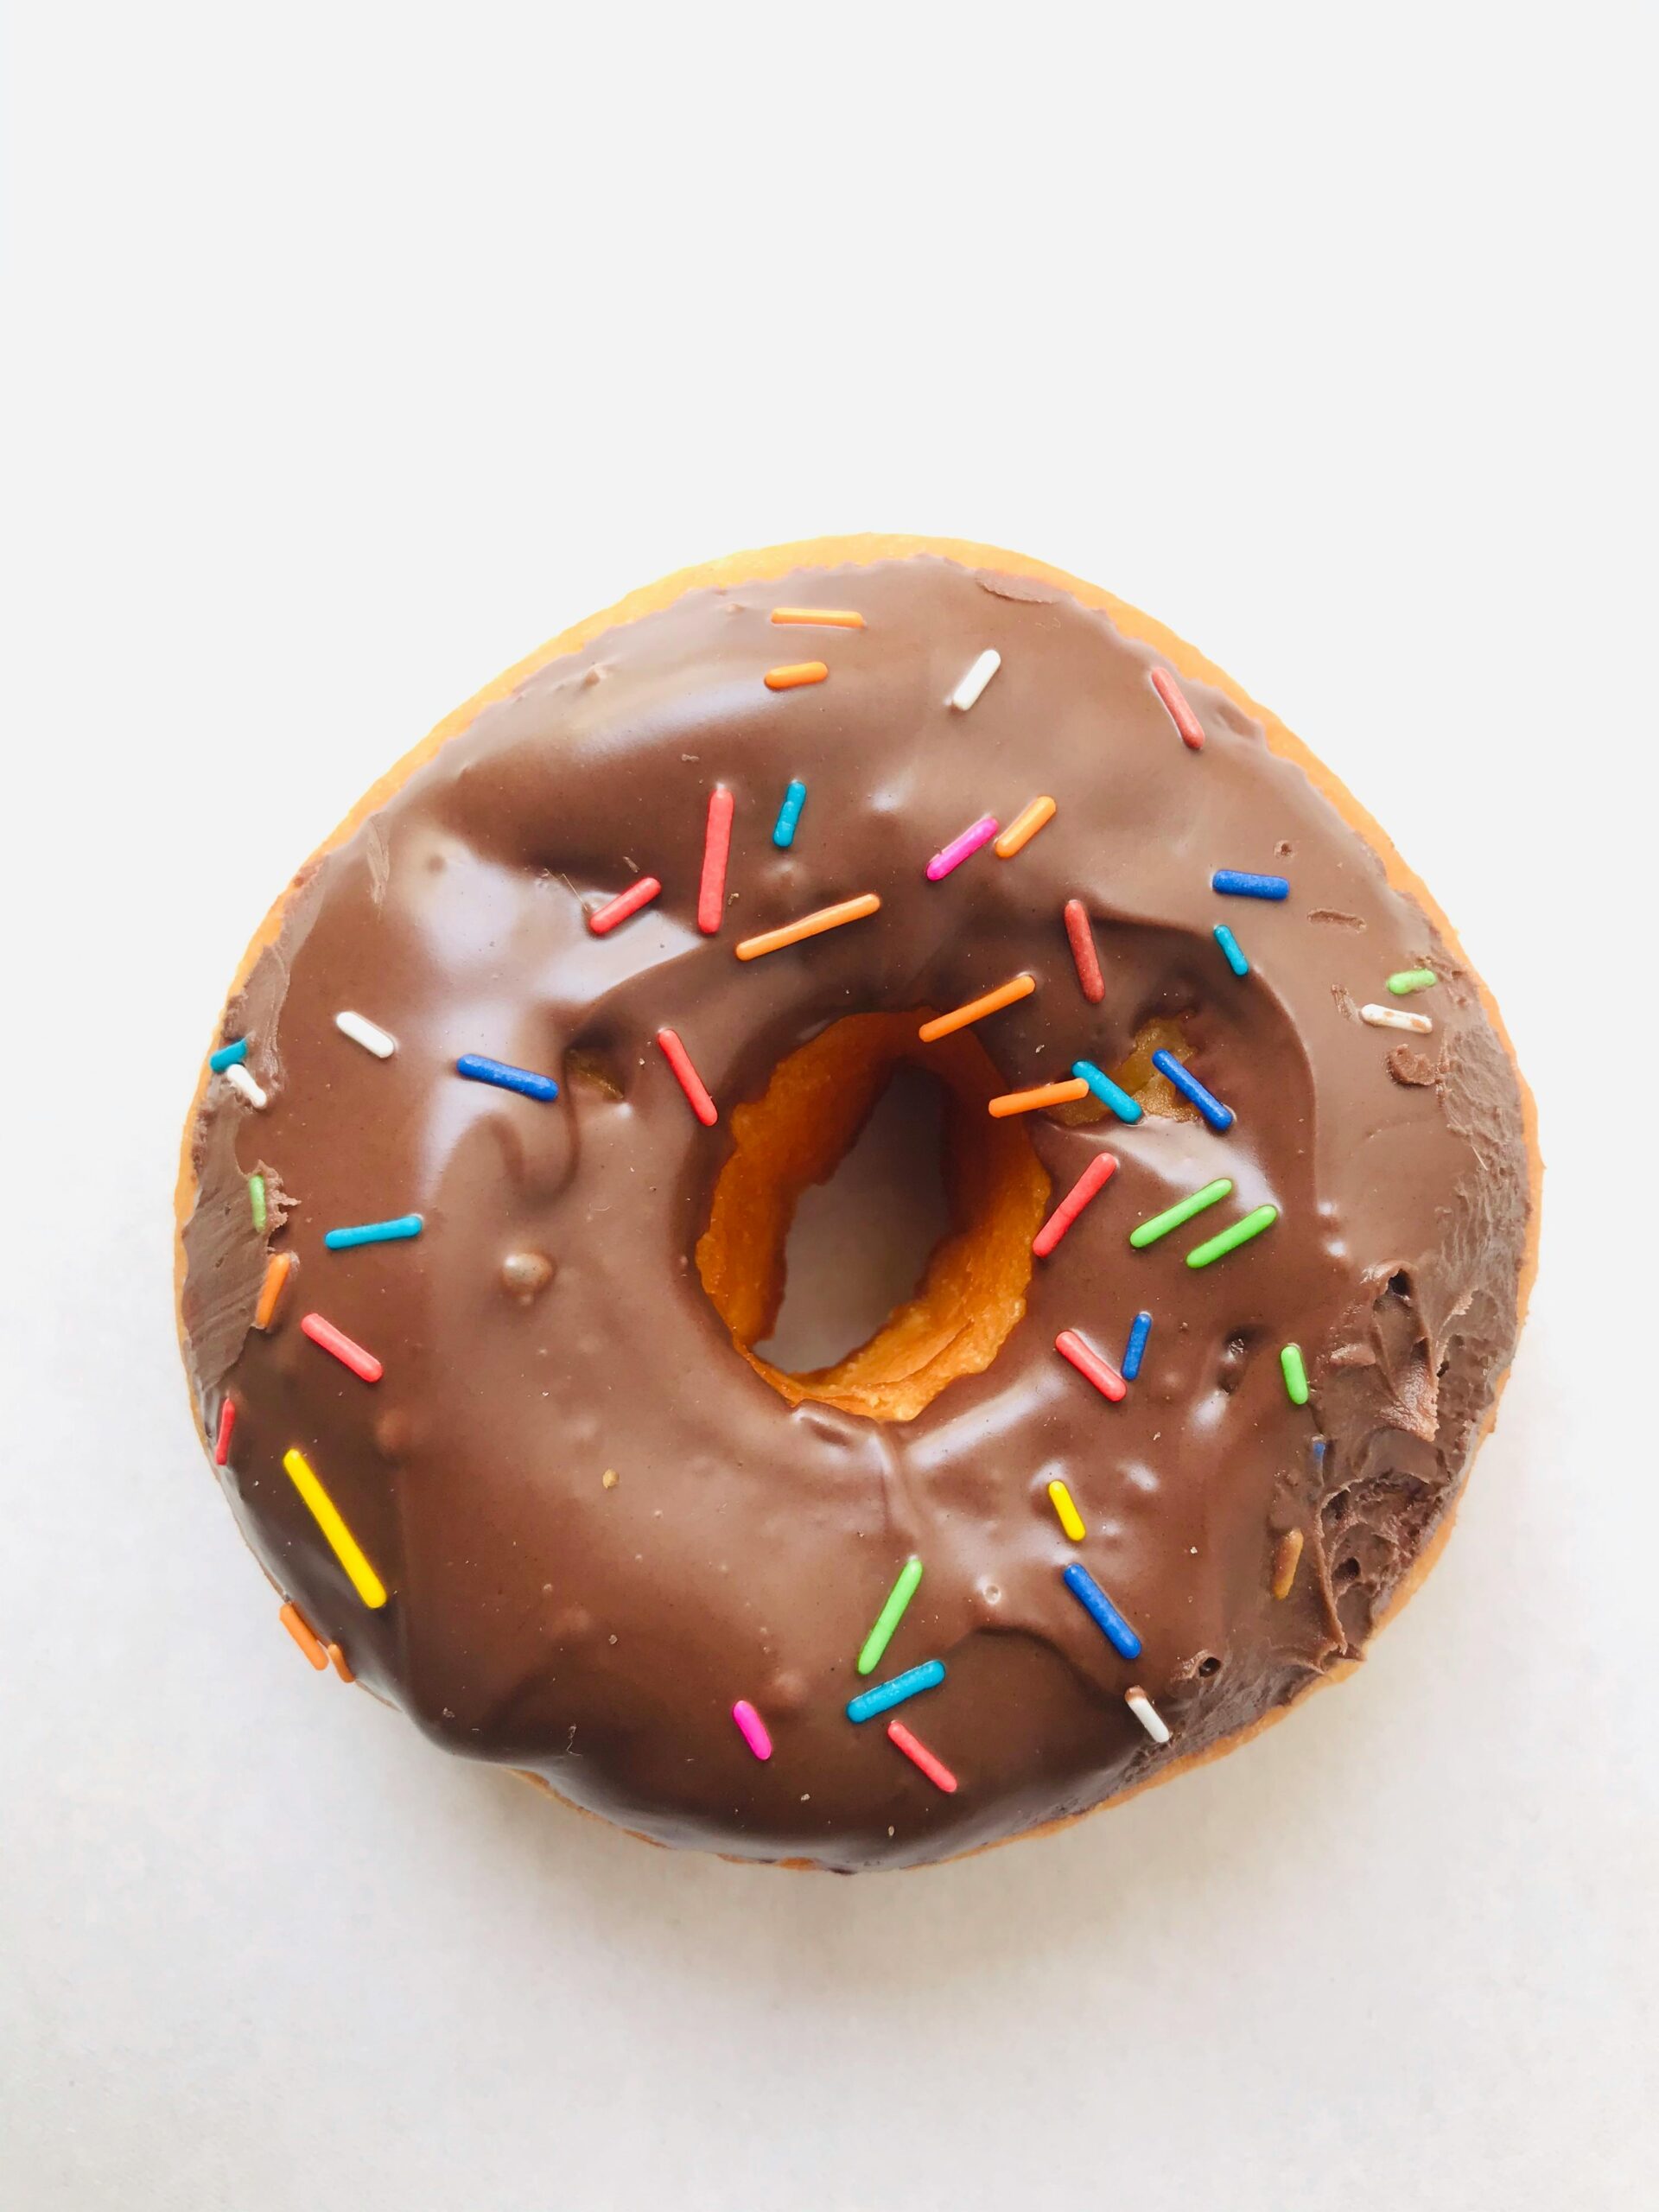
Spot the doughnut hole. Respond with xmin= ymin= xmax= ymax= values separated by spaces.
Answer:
xmin=696 ymin=1012 xmax=1049 ymax=1421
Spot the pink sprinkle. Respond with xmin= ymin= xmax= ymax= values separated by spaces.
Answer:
xmin=588 ymin=875 xmax=662 ymax=936
xmin=732 ymin=1700 xmax=772 ymax=1760
xmin=887 ymin=1719 xmax=957 ymax=1792
xmin=301 ymin=1312 xmax=385 ymax=1384
xmin=925 ymin=814 xmax=1000 ymax=881
xmin=697 ymin=787 xmax=734 ymax=935
xmin=1032 ymin=1153 xmax=1119 ymax=1258
xmin=1151 ymin=666 xmax=1205 ymax=751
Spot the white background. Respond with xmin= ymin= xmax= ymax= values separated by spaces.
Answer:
xmin=3 ymin=5 xmax=1654 ymax=2206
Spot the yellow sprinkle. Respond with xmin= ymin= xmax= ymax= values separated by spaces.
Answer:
xmin=1047 ymin=1478 xmax=1087 ymax=1543
xmin=282 ymin=1448 xmax=387 ymax=1609
xmin=1271 ymin=1529 xmax=1305 ymax=1600
xmin=994 ymin=796 xmax=1057 ymax=858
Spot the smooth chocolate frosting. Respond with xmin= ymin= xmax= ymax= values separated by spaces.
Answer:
xmin=179 ymin=556 xmax=1530 ymax=1870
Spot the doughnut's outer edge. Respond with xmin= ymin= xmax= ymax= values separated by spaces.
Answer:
xmin=173 ymin=532 xmax=1541 ymax=1870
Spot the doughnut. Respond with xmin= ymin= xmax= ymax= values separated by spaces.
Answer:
xmin=175 ymin=534 xmax=1538 ymax=1871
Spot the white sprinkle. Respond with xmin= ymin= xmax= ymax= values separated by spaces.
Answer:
xmin=949 ymin=647 xmax=1001 ymax=712
xmin=1360 ymin=1002 xmax=1433 ymax=1035
xmin=1125 ymin=1687 xmax=1170 ymax=1745
xmin=335 ymin=1008 xmax=397 ymax=1059
xmin=223 ymin=1061 xmax=268 ymax=1109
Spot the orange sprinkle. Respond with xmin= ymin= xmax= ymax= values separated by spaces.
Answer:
xmin=1271 ymin=1529 xmax=1306 ymax=1600
xmin=279 ymin=1600 xmax=327 ymax=1670
xmin=994 ymin=796 xmax=1057 ymax=858
xmin=769 ymin=607 xmax=865 ymax=629
xmin=734 ymin=893 xmax=880 ymax=963
xmin=253 ymin=1251 xmax=293 ymax=1331
xmin=763 ymin=660 xmax=830 ymax=690
xmin=327 ymin=1642 xmax=355 ymax=1683
xmin=988 ymin=1077 xmax=1090 ymax=1119
xmin=918 ymin=973 xmax=1036 ymax=1043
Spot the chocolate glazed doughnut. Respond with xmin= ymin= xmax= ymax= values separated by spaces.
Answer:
xmin=175 ymin=537 xmax=1538 ymax=1872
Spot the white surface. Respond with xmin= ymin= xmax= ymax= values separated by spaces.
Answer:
xmin=3 ymin=6 xmax=1655 ymax=2206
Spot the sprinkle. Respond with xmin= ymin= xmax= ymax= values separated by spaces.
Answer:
xmin=655 ymin=1027 xmax=718 ymax=1126
xmin=857 ymin=1556 xmax=924 ymax=1675
xmin=1186 ymin=1204 xmax=1279 ymax=1268
xmin=732 ymin=1700 xmax=773 ymax=1760
xmin=1122 ymin=1309 xmax=1154 ymax=1381
xmin=456 ymin=1052 xmax=559 ymax=1102
xmin=1047 ymin=1479 xmax=1087 ymax=1543
xmin=301 ymin=1312 xmax=385 ymax=1383
xmin=772 ymin=779 xmax=807 ymax=849
xmin=1071 ymin=1059 xmax=1143 ymax=1123
xmin=1150 ymin=666 xmax=1205 ymax=750
xmin=1389 ymin=969 xmax=1438 ymax=995
xmin=334 ymin=1010 xmax=397 ymax=1058
xmin=248 ymin=1173 xmax=266 ymax=1232
xmin=327 ymin=1642 xmax=353 ymax=1682
xmin=282 ymin=1447 xmax=387 ymax=1609
xmin=225 ymin=1062 xmax=269 ymax=1110
xmin=279 ymin=1601 xmax=328 ymax=1670
xmin=918 ymin=972 xmax=1035 ymax=1043
xmin=1055 ymin=1330 xmax=1127 ymax=1402
xmin=770 ymin=607 xmax=864 ymax=629
xmin=697 ymin=787 xmax=734 ymax=935
xmin=734 ymin=893 xmax=880 ymax=962
xmin=587 ymin=875 xmax=662 ymax=936
xmin=253 ymin=1251 xmax=294 ymax=1330
xmin=1281 ymin=1343 xmax=1310 ymax=1404
xmin=988 ymin=1077 xmax=1090 ymax=1118
xmin=208 ymin=1039 xmax=247 ymax=1071
xmin=324 ymin=1213 xmax=423 ymax=1250
xmin=1271 ymin=1529 xmax=1306 ymax=1599
xmin=1063 ymin=1561 xmax=1142 ymax=1659
xmin=1214 ymin=924 xmax=1250 ymax=977
xmin=994 ymin=796 xmax=1056 ymax=858
xmin=887 ymin=1719 xmax=957 ymax=1792
xmin=1032 ymin=1152 xmax=1119 ymax=1256
xmin=213 ymin=1396 xmax=237 ymax=1466
xmin=1063 ymin=899 xmax=1106 ymax=1004
xmin=949 ymin=648 xmax=1001 ymax=711
xmin=764 ymin=660 xmax=829 ymax=690
xmin=1360 ymin=1002 xmax=1433 ymax=1034
xmin=847 ymin=1659 xmax=946 ymax=1723
xmin=1128 ymin=1177 xmax=1233 ymax=1249
xmin=1212 ymin=869 xmax=1289 ymax=900
xmin=1125 ymin=1687 xmax=1171 ymax=1744
xmin=926 ymin=813 xmax=1000 ymax=881
xmin=1151 ymin=1048 xmax=1235 ymax=1133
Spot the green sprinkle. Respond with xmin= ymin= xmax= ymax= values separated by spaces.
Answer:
xmin=248 ymin=1173 xmax=267 ymax=1234
xmin=1281 ymin=1344 xmax=1309 ymax=1405
xmin=1186 ymin=1205 xmax=1278 ymax=1268
xmin=1388 ymin=969 xmax=1437 ymax=995
xmin=857 ymin=1556 xmax=924 ymax=1676
xmin=1128 ymin=1178 xmax=1233 ymax=1249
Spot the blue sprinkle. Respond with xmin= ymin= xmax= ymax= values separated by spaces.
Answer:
xmin=1122 ymin=1310 xmax=1154 ymax=1381
xmin=1071 ymin=1059 xmax=1143 ymax=1123
xmin=208 ymin=1039 xmax=248 ymax=1071
xmin=456 ymin=1052 xmax=559 ymax=1103
xmin=1212 ymin=869 xmax=1288 ymax=900
xmin=1213 ymin=924 xmax=1249 ymax=977
xmin=324 ymin=1213 xmax=424 ymax=1250
xmin=845 ymin=1659 xmax=946 ymax=1723
xmin=1063 ymin=1562 xmax=1142 ymax=1661
xmin=772 ymin=779 xmax=807 ymax=849
xmin=1151 ymin=1048 xmax=1235 ymax=1133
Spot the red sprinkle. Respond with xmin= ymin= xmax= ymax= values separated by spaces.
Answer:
xmin=1032 ymin=1153 xmax=1119 ymax=1258
xmin=1063 ymin=899 xmax=1105 ymax=1004
xmin=213 ymin=1395 xmax=237 ymax=1466
xmin=1151 ymin=666 xmax=1205 ymax=750
xmin=887 ymin=1719 xmax=958 ymax=1793
xmin=697 ymin=787 xmax=734 ymax=935
xmin=656 ymin=1027 xmax=717 ymax=1126
xmin=301 ymin=1312 xmax=385 ymax=1383
xmin=1055 ymin=1329 xmax=1127 ymax=1402
xmin=588 ymin=875 xmax=662 ymax=936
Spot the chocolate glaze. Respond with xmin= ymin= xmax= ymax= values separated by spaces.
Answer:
xmin=179 ymin=556 xmax=1530 ymax=1870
